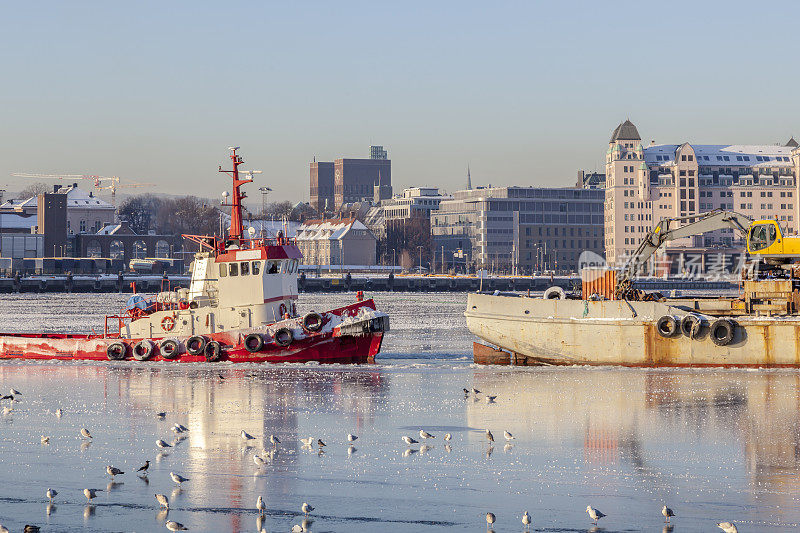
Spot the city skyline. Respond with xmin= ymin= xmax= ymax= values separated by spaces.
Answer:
xmin=1 ymin=2 xmax=799 ymax=203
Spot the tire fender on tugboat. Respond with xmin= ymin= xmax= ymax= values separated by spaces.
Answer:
xmin=186 ymin=335 xmax=207 ymax=355
xmin=106 ymin=341 xmax=128 ymax=361
xmin=302 ymin=312 xmax=324 ymax=333
xmin=132 ymin=339 xmax=155 ymax=361
xmin=274 ymin=327 xmax=293 ymax=347
xmin=243 ymin=333 xmax=264 ymax=353
xmin=159 ymin=338 xmax=180 ymax=359
xmin=204 ymin=340 xmax=222 ymax=362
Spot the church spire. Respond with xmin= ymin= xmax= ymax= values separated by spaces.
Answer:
xmin=467 ymin=165 xmax=472 ymax=190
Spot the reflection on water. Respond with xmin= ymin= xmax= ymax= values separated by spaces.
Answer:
xmin=1 ymin=359 xmax=800 ymax=530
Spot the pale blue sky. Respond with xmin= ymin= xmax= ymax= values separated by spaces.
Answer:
xmin=1 ymin=1 xmax=798 ymax=203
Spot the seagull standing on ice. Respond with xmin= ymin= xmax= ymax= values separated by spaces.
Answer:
xmin=83 ymin=488 xmax=101 ymax=503
xmin=485 ymin=395 xmax=497 ymax=403
xmin=402 ymin=436 xmax=418 ymax=445
xmin=256 ymin=495 xmax=266 ymax=516
xmin=444 ymin=433 xmax=451 ymax=441
xmin=55 ymin=408 xmax=63 ymax=418
xmin=485 ymin=429 xmax=494 ymax=443
xmin=301 ymin=502 xmax=314 ymax=515
xmin=40 ymin=436 xmax=50 ymax=444
xmin=241 ymin=430 xmax=256 ymax=441
xmin=522 ymin=511 xmax=531 ymax=528
xmin=717 ymin=522 xmax=738 ymax=533
xmin=485 ymin=512 xmax=495 ymax=527
xmin=106 ymin=466 xmax=124 ymax=478
xmin=155 ymin=494 xmax=169 ymax=509
xmin=9 ymin=388 xmax=20 ymax=396
xmin=46 ymin=489 xmax=57 ymax=502
xmin=80 ymin=428 xmax=92 ymax=439
xmin=166 ymin=520 xmax=188 ymax=531
xmin=586 ymin=505 xmax=606 ymax=524
xmin=269 ymin=435 xmax=280 ymax=447
xmin=347 ymin=434 xmax=357 ymax=443
xmin=503 ymin=431 xmax=514 ymax=441
xmin=662 ymin=505 xmax=675 ymax=522
xmin=419 ymin=430 xmax=435 ymax=439
xmin=156 ymin=439 xmax=172 ymax=449
xmin=316 ymin=438 xmax=326 ymax=448
xmin=170 ymin=472 xmax=189 ymax=485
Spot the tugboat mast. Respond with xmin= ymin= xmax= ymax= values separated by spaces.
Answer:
xmin=219 ymin=146 xmax=253 ymax=241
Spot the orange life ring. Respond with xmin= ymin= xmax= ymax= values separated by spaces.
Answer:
xmin=161 ymin=315 xmax=176 ymax=332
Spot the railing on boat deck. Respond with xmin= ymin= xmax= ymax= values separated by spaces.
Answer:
xmin=104 ymin=315 xmax=132 ymax=338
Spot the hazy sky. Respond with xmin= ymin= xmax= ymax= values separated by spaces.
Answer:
xmin=1 ymin=1 xmax=799 ymax=204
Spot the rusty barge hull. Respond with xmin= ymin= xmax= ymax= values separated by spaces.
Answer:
xmin=465 ymin=293 xmax=800 ymax=367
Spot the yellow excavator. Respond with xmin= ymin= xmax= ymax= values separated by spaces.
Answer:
xmin=616 ymin=210 xmax=800 ymax=300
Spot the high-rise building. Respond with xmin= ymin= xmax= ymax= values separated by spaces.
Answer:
xmin=605 ymin=120 xmax=800 ymax=267
xmin=310 ymin=161 xmax=335 ymax=213
xmin=310 ymin=146 xmax=392 ymax=212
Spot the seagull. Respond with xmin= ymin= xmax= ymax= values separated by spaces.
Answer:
xmin=46 ymin=488 xmax=57 ymax=502
xmin=2 ymin=406 xmax=12 ymax=415
xmin=176 ymin=424 xmax=188 ymax=432
xmin=444 ymin=433 xmax=451 ymax=441
xmin=156 ymin=412 xmax=167 ymax=419
xmin=55 ymin=408 xmax=63 ymax=418
xmin=402 ymin=436 xmax=419 ymax=445
xmin=23 ymin=527 xmax=39 ymax=533
xmin=171 ymin=425 xmax=183 ymax=434
xmin=80 ymin=428 xmax=92 ymax=439
xmin=503 ymin=430 xmax=514 ymax=441
xmin=241 ymin=430 xmax=256 ymax=441
xmin=41 ymin=436 xmax=50 ymax=444
xmin=717 ymin=522 xmax=738 ymax=533
xmin=9 ymin=388 xmax=20 ymax=396
xmin=317 ymin=439 xmax=326 ymax=447
xmin=302 ymin=502 xmax=314 ymax=515
xmin=485 ymin=429 xmax=494 ymax=443
xmin=347 ymin=434 xmax=358 ymax=443
xmin=485 ymin=395 xmax=497 ymax=403
xmin=156 ymin=439 xmax=172 ymax=449
xmin=106 ymin=465 xmax=124 ymax=478
xmin=462 ymin=388 xmax=470 ymax=395
xmin=522 ymin=511 xmax=531 ymax=528
xmin=0 ymin=394 xmax=13 ymax=401
xmin=419 ymin=430 xmax=435 ymax=439
xmin=486 ymin=512 xmax=495 ymax=527
xmin=291 ymin=526 xmax=303 ymax=533
xmin=0 ymin=524 xmax=7 ymax=533
xmin=257 ymin=495 xmax=266 ymax=516
xmin=253 ymin=454 xmax=267 ymax=467
xmin=155 ymin=494 xmax=169 ymax=509
xmin=138 ymin=460 xmax=150 ymax=473
xmin=83 ymin=488 xmax=102 ymax=502
xmin=270 ymin=435 xmax=280 ymax=446
xmin=166 ymin=521 xmax=188 ymax=531
xmin=586 ymin=505 xmax=606 ymax=524
xmin=170 ymin=472 xmax=189 ymax=485
xmin=662 ymin=505 xmax=675 ymax=523
xmin=472 ymin=388 xmax=481 ymax=395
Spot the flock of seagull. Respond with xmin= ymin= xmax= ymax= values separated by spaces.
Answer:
xmin=0 ymin=384 xmax=747 ymax=532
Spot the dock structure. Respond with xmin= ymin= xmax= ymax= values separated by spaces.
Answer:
xmin=0 ymin=274 xmax=737 ymax=294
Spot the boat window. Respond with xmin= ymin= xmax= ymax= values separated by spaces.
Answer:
xmin=229 ymin=263 xmax=239 ymax=276
xmin=749 ymin=223 xmax=777 ymax=252
xmin=240 ymin=261 xmax=250 ymax=276
xmin=252 ymin=261 xmax=261 ymax=275
xmin=280 ymin=260 xmax=289 ymax=273
xmin=219 ymin=263 xmax=227 ymax=277
xmin=292 ymin=259 xmax=299 ymax=273
xmin=267 ymin=261 xmax=278 ymax=274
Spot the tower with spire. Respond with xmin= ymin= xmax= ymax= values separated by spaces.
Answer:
xmin=467 ymin=166 xmax=472 ymax=190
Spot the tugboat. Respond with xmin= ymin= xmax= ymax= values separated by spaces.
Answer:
xmin=0 ymin=148 xmax=389 ymax=364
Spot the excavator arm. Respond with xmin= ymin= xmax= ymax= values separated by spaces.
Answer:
xmin=615 ymin=210 xmax=753 ymax=299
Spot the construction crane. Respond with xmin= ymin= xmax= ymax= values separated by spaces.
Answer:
xmin=9 ymin=172 xmax=154 ymax=206
xmin=617 ymin=210 xmax=800 ymax=300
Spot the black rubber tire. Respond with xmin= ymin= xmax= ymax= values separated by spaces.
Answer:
xmin=204 ymin=340 xmax=222 ymax=362
xmin=186 ymin=335 xmax=207 ymax=355
xmin=656 ymin=315 xmax=679 ymax=338
xmin=132 ymin=339 xmax=154 ymax=361
xmin=302 ymin=312 xmax=324 ymax=333
xmin=543 ymin=286 xmax=566 ymax=300
xmin=159 ymin=339 xmax=180 ymax=359
xmin=680 ymin=314 xmax=703 ymax=339
xmin=274 ymin=327 xmax=293 ymax=347
xmin=710 ymin=319 xmax=735 ymax=346
xmin=243 ymin=333 xmax=264 ymax=353
xmin=106 ymin=341 xmax=128 ymax=361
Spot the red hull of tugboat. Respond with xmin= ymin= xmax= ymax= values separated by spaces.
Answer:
xmin=0 ymin=300 xmax=385 ymax=365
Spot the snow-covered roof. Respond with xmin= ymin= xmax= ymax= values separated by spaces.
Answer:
xmin=644 ymin=144 xmax=795 ymax=167
xmin=10 ymin=185 xmax=114 ymax=210
xmin=96 ymin=223 xmax=136 ymax=235
xmin=295 ymin=218 xmax=373 ymax=242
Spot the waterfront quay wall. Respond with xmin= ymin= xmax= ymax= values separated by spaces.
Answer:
xmin=0 ymin=274 xmax=737 ymax=294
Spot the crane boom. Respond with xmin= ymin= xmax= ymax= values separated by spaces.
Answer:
xmin=616 ymin=210 xmax=753 ymax=299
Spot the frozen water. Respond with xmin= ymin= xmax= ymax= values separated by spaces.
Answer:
xmin=0 ymin=292 xmax=798 ymax=531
